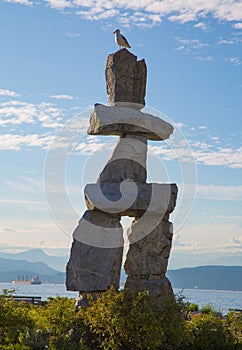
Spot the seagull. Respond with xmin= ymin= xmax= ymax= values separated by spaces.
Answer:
xmin=113 ymin=29 xmax=131 ymax=49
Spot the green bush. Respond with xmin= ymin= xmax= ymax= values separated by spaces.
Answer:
xmin=80 ymin=288 xmax=187 ymax=350
xmin=226 ymin=310 xmax=242 ymax=347
xmin=0 ymin=288 xmax=242 ymax=350
xmin=0 ymin=289 xmax=33 ymax=346
xmin=186 ymin=311 xmax=237 ymax=350
xmin=28 ymin=296 xmax=82 ymax=349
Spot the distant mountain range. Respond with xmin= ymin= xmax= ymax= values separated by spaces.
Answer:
xmin=0 ymin=257 xmax=65 ymax=284
xmin=0 ymin=249 xmax=241 ymax=290
xmin=0 ymin=249 xmax=68 ymax=272
xmin=167 ymin=265 xmax=242 ymax=291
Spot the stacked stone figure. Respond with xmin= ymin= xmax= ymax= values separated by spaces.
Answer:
xmin=66 ymin=49 xmax=178 ymax=306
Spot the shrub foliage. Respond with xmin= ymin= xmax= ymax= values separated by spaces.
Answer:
xmin=0 ymin=288 xmax=241 ymax=350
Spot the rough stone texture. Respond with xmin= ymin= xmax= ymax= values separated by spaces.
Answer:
xmin=88 ymin=103 xmax=174 ymax=141
xmin=66 ymin=49 xmax=178 ymax=300
xmin=125 ymin=276 xmax=174 ymax=301
xmin=123 ymin=209 xmax=176 ymax=300
xmin=105 ymin=49 xmax=147 ymax=108
xmin=124 ymin=216 xmax=173 ymax=277
xmin=97 ymin=134 xmax=147 ymax=183
xmin=66 ymin=210 xmax=123 ymax=292
xmin=72 ymin=209 xmax=123 ymax=248
xmin=84 ymin=183 xmax=178 ymax=217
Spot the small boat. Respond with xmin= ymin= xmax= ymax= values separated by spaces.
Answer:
xmin=12 ymin=275 xmax=41 ymax=285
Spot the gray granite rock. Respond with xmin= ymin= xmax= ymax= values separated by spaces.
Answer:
xmin=98 ymin=134 xmax=147 ymax=183
xmin=105 ymin=49 xmax=147 ymax=107
xmin=88 ymin=103 xmax=174 ymax=141
xmin=72 ymin=209 xmax=123 ymax=248
xmin=124 ymin=217 xmax=173 ymax=277
xmin=125 ymin=276 xmax=174 ymax=301
xmin=84 ymin=183 xmax=178 ymax=217
xmin=66 ymin=210 xmax=123 ymax=291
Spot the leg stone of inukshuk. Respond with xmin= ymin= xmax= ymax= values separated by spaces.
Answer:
xmin=124 ymin=186 xmax=178 ymax=301
xmin=66 ymin=210 xmax=123 ymax=307
xmin=124 ymin=215 xmax=174 ymax=301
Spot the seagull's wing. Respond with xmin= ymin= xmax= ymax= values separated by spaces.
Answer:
xmin=120 ymin=34 xmax=131 ymax=48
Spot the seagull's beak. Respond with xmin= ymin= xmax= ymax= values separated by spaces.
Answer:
xmin=113 ymin=30 xmax=116 ymax=34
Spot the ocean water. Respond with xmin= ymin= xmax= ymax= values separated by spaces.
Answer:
xmin=0 ymin=283 xmax=241 ymax=315
xmin=173 ymin=288 xmax=242 ymax=314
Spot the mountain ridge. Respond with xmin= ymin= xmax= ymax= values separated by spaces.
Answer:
xmin=167 ymin=265 xmax=242 ymax=291
xmin=0 ymin=257 xmax=59 ymax=276
xmin=0 ymin=255 xmax=241 ymax=290
xmin=0 ymin=249 xmax=68 ymax=272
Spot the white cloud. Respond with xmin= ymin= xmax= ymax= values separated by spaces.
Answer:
xmin=195 ymin=184 xmax=242 ymax=201
xmin=0 ymin=100 xmax=63 ymax=128
xmin=196 ymin=55 xmax=214 ymax=61
xmin=38 ymin=102 xmax=64 ymax=128
xmin=176 ymin=38 xmax=209 ymax=50
xmin=174 ymin=37 xmax=211 ymax=59
xmin=76 ymin=8 xmax=119 ymax=20
xmin=0 ymin=134 xmax=54 ymax=151
xmin=217 ymin=236 xmax=242 ymax=252
xmin=168 ymin=11 xmax=197 ymax=24
xmin=194 ymin=22 xmax=209 ymax=31
xmin=50 ymin=94 xmax=75 ymax=100
xmin=0 ymin=221 xmax=73 ymax=249
xmin=0 ymin=89 xmax=21 ymax=97
xmin=233 ymin=22 xmax=242 ymax=29
xmin=4 ymin=0 xmax=32 ymax=5
xmin=227 ymin=57 xmax=241 ymax=65
xmin=218 ymin=39 xmax=235 ymax=45
xmin=39 ymin=0 xmax=242 ymax=27
xmin=175 ymin=222 xmax=242 ymax=253
xmin=44 ymin=0 xmax=73 ymax=9
xmin=65 ymin=32 xmax=82 ymax=38
xmin=150 ymin=123 xmax=242 ymax=169
xmin=6 ymin=176 xmax=43 ymax=192
xmin=0 ymin=101 xmax=36 ymax=126
xmin=194 ymin=146 xmax=242 ymax=168
xmin=75 ymin=139 xmax=113 ymax=154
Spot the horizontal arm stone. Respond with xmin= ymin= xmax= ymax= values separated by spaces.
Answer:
xmin=88 ymin=104 xmax=174 ymax=141
xmin=84 ymin=182 xmax=178 ymax=217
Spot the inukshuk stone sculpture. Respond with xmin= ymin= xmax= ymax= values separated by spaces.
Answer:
xmin=66 ymin=49 xmax=178 ymax=306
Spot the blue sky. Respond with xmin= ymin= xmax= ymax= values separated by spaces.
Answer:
xmin=0 ymin=0 xmax=242 ymax=269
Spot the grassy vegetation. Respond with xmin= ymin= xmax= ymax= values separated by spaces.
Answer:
xmin=0 ymin=288 xmax=241 ymax=350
